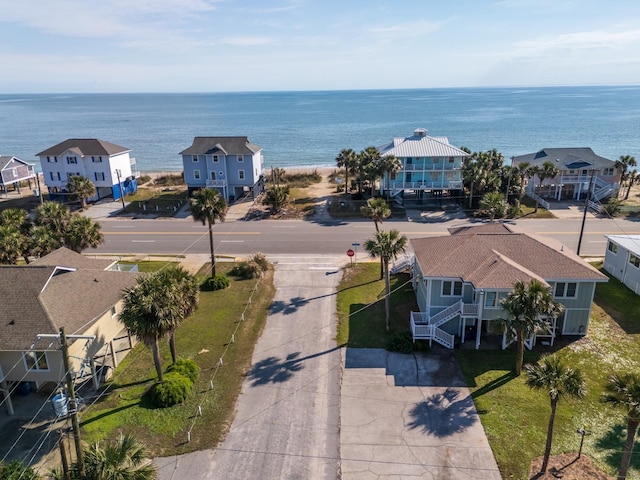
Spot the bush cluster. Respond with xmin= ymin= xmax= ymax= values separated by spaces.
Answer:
xmin=230 ymin=253 xmax=270 ymax=279
xmin=385 ymin=331 xmax=430 ymax=354
xmin=202 ymin=274 xmax=230 ymax=291
xmin=149 ymin=358 xmax=200 ymax=408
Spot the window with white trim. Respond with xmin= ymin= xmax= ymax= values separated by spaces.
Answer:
xmin=608 ymin=241 xmax=618 ymax=254
xmin=66 ymin=156 xmax=78 ymax=164
xmin=485 ymin=292 xmax=498 ymax=307
xmin=213 ymin=155 xmax=219 ymax=163
xmin=442 ymin=280 xmax=462 ymax=297
xmin=194 ymin=170 xmax=200 ymax=180
xmin=50 ymin=172 xmax=61 ymax=181
xmin=193 ymin=155 xmax=199 ymax=163
xmin=94 ymin=172 xmax=105 ymax=181
xmin=237 ymin=155 xmax=244 ymax=162
xmin=603 ymin=167 xmax=614 ymax=176
xmin=47 ymin=156 xmax=58 ymax=163
xmin=630 ymin=254 xmax=640 ymax=268
xmin=92 ymin=156 xmax=103 ymax=163
xmin=554 ymin=282 xmax=577 ymax=298
xmin=24 ymin=351 xmax=49 ymax=371
xmin=238 ymin=170 xmax=245 ymax=180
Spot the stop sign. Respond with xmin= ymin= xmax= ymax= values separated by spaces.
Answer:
xmin=346 ymin=249 xmax=355 ymax=257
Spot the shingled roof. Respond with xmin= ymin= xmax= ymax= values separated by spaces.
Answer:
xmin=0 ymin=250 xmax=138 ymax=351
xmin=180 ymin=136 xmax=262 ymax=156
xmin=512 ymin=147 xmax=614 ymax=169
xmin=36 ymin=139 xmax=130 ymax=157
xmin=410 ymin=224 xmax=606 ymax=289
xmin=32 ymin=247 xmax=115 ymax=271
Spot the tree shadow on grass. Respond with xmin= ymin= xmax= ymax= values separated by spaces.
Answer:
xmin=407 ymin=388 xmax=478 ymax=438
xmin=80 ymin=402 xmax=139 ymax=427
xmin=470 ymin=371 xmax=517 ymax=399
xmin=594 ymin=422 xmax=640 ymax=473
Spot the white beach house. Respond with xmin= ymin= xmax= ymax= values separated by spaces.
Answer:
xmin=37 ymin=138 xmax=139 ymax=202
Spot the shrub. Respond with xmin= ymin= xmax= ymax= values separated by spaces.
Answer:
xmin=167 ymin=358 xmax=200 ymax=383
xmin=149 ymin=373 xmax=193 ymax=408
xmin=0 ymin=461 xmax=38 ymax=480
xmin=251 ymin=252 xmax=270 ymax=272
xmin=230 ymin=261 xmax=261 ymax=279
xmin=138 ymin=174 xmax=152 ymax=185
xmin=386 ymin=331 xmax=430 ymax=354
xmin=202 ymin=274 xmax=229 ymax=291
xmin=602 ymin=198 xmax=622 ymax=216
xmin=386 ymin=331 xmax=415 ymax=354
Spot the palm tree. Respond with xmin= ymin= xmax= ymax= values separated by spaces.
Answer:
xmin=615 ymin=155 xmax=637 ymax=199
xmin=462 ymin=154 xmax=484 ymax=208
xmin=499 ymin=279 xmax=563 ymax=375
xmin=82 ymin=433 xmax=156 ymax=480
xmin=524 ymin=354 xmax=586 ymax=473
xmin=263 ymin=186 xmax=289 ymax=214
xmin=29 ymin=225 xmax=61 ymax=259
xmin=120 ymin=272 xmax=179 ymax=381
xmin=35 ymin=201 xmax=71 ymax=239
xmin=0 ymin=208 xmax=31 ymax=234
xmin=360 ymin=197 xmax=391 ymax=232
xmin=480 ymin=191 xmax=506 ymax=222
xmin=161 ymin=266 xmax=199 ymax=364
xmin=603 ymin=372 xmax=640 ymax=480
xmin=624 ymin=170 xmax=638 ymax=200
xmin=63 ymin=214 xmax=104 ymax=252
xmin=532 ymin=161 xmax=559 ymax=211
xmin=189 ymin=188 xmax=227 ymax=277
xmin=357 ymin=147 xmax=380 ymax=197
xmin=335 ymin=148 xmax=357 ymax=194
xmin=515 ymin=161 xmax=533 ymax=198
xmin=364 ymin=229 xmax=408 ymax=330
xmin=67 ymin=175 xmax=97 ymax=210
xmin=0 ymin=225 xmax=28 ymax=265
xmin=375 ymin=154 xmax=401 ymax=199
xmin=361 ymin=197 xmax=392 ymax=278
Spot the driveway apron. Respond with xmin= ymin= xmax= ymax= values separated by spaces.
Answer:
xmin=341 ymin=348 xmax=502 ymax=480
xmin=155 ymin=255 xmax=344 ymax=480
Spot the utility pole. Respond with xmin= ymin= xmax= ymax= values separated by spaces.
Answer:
xmin=577 ymin=170 xmax=595 ymax=256
xmin=115 ymin=169 xmax=126 ymax=212
xmin=58 ymin=430 xmax=71 ymax=480
xmin=35 ymin=172 xmax=43 ymax=205
xmin=60 ymin=327 xmax=84 ymax=476
xmin=38 ymin=329 xmax=95 ymax=477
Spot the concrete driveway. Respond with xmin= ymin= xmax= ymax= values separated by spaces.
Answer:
xmin=341 ymin=348 xmax=502 ymax=480
xmin=154 ymin=255 xmax=344 ymax=480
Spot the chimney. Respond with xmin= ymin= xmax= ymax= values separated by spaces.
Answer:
xmin=414 ymin=128 xmax=427 ymax=137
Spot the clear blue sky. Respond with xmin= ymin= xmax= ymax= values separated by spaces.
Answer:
xmin=1 ymin=0 xmax=639 ymax=93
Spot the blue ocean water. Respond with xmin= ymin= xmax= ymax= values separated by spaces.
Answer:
xmin=1 ymin=86 xmax=639 ymax=172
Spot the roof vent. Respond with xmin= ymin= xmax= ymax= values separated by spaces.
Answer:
xmin=414 ymin=128 xmax=427 ymax=137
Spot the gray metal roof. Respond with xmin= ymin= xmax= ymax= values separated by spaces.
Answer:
xmin=378 ymin=129 xmax=470 ymax=158
xmin=512 ymin=148 xmax=615 ymax=169
xmin=180 ymin=137 xmax=262 ymax=156
xmin=606 ymin=235 xmax=640 ymax=256
xmin=36 ymin=139 xmax=130 ymax=157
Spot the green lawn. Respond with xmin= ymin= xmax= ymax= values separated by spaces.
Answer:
xmin=80 ymin=263 xmax=276 ymax=457
xmin=116 ymin=260 xmax=179 ymax=273
xmin=336 ymin=262 xmax=640 ymax=479
xmin=124 ymin=187 xmax=188 ymax=216
xmin=336 ymin=262 xmax=418 ymax=347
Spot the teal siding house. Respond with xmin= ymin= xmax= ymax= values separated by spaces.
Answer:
xmin=377 ymin=128 xmax=469 ymax=202
xmin=408 ymin=224 xmax=607 ymax=349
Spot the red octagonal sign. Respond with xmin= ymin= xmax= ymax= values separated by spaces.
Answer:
xmin=346 ymin=249 xmax=355 ymax=257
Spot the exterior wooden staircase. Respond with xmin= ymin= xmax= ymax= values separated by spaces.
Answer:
xmin=410 ymin=300 xmax=479 ymax=349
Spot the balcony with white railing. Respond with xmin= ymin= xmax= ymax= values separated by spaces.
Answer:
xmin=206 ymin=179 xmax=227 ymax=188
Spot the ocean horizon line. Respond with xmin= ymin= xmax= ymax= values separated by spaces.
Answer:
xmin=3 ymin=83 xmax=640 ymax=97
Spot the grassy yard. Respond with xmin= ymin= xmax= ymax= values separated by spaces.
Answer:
xmin=116 ymin=260 xmax=179 ymax=273
xmin=336 ymin=262 xmax=418 ymax=347
xmin=336 ymin=262 xmax=640 ymax=479
xmin=124 ymin=187 xmax=188 ymax=216
xmin=80 ymin=263 xmax=276 ymax=457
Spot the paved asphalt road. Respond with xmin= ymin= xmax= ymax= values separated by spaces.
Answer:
xmin=154 ymin=256 xmax=343 ymax=480
xmin=93 ymin=216 xmax=640 ymax=258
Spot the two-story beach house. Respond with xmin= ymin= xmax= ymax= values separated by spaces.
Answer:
xmin=406 ymin=224 xmax=607 ymax=350
xmin=377 ymin=128 xmax=469 ymax=203
xmin=0 ymin=156 xmax=36 ymax=194
xmin=604 ymin=235 xmax=640 ymax=294
xmin=36 ymin=139 xmax=139 ymax=203
xmin=512 ymin=147 xmax=620 ymax=203
xmin=180 ymin=136 xmax=265 ymax=202
xmin=0 ymin=248 xmax=139 ymax=415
